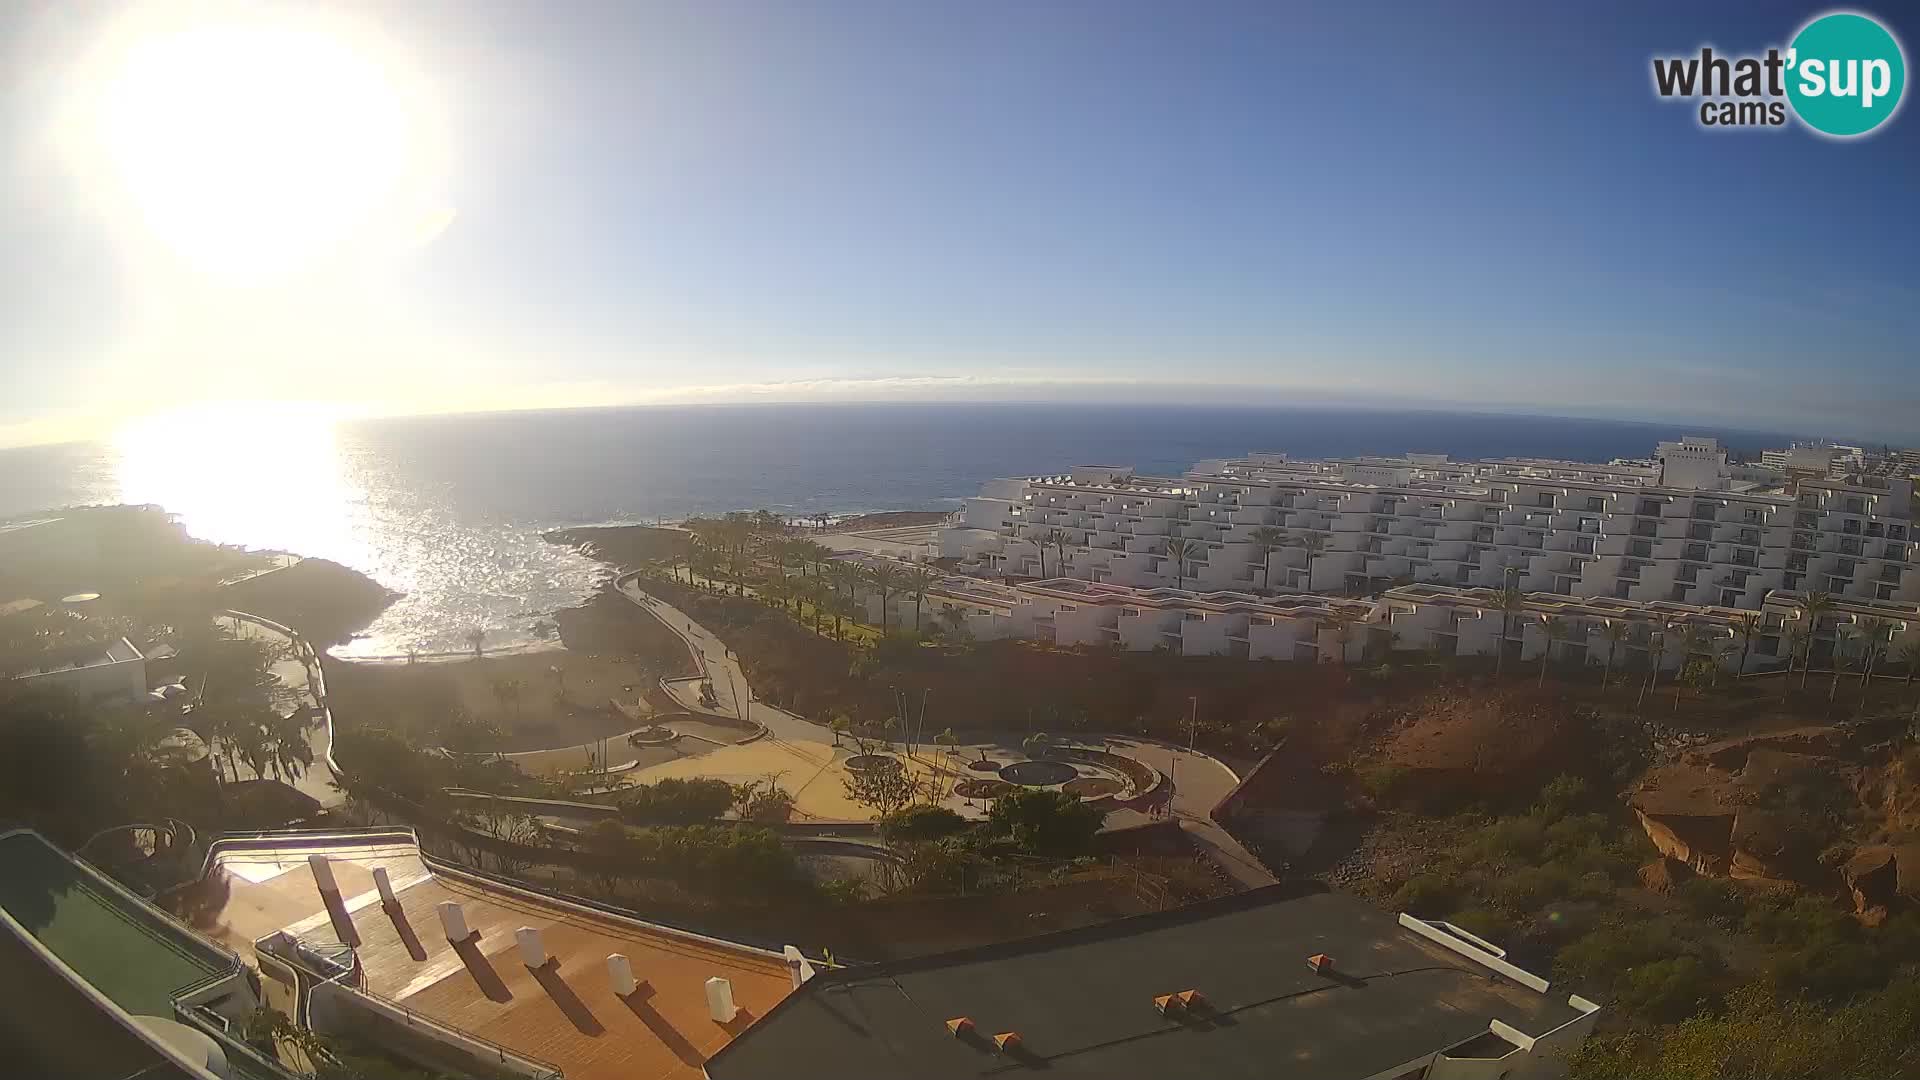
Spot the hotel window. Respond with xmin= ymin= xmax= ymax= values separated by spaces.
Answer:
xmin=1744 ymin=507 xmax=1764 ymax=523
xmin=1585 ymin=496 xmax=1606 ymax=511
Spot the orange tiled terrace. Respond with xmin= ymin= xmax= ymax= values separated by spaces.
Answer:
xmin=169 ymin=832 xmax=795 ymax=1080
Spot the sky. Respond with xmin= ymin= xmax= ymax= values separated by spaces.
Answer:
xmin=1 ymin=0 xmax=1916 ymax=448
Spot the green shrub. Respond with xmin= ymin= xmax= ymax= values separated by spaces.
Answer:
xmin=1613 ymin=955 xmax=1718 ymax=1024
xmin=1571 ymin=978 xmax=1920 ymax=1080
xmin=1535 ymin=774 xmax=1593 ymax=820
xmin=1355 ymin=763 xmax=1413 ymax=805
xmin=1742 ymin=896 xmax=1857 ymax=948
xmin=1391 ymin=873 xmax=1461 ymax=916
xmin=618 ymin=777 xmax=737 ymax=824
xmin=1675 ymin=878 xmax=1747 ymax=927
xmin=985 ymin=789 xmax=1103 ymax=857
xmin=879 ymin=804 xmax=968 ymax=845
xmin=1446 ymin=908 xmax=1513 ymax=944
xmin=1492 ymin=863 xmax=1577 ymax=912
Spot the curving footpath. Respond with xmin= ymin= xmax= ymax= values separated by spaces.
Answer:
xmin=612 ymin=575 xmax=1276 ymax=889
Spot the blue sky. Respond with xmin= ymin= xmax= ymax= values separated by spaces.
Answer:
xmin=1 ymin=0 xmax=1916 ymax=446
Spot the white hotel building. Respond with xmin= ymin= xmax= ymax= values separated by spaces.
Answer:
xmin=900 ymin=573 xmax=1919 ymax=673
xmin=937 ymin=437 xmax=1917 ymax=612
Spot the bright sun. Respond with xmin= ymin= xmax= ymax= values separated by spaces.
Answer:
xmin=76 ymin=8 xmax=444 ymax=281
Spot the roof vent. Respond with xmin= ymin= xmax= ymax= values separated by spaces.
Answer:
xmin=372 ymin=866 xmax=397 ymax=906
xmin=992 ymin=1031 xmax=1022 ymax=1053
xmin=516 ymin=927 xmax=547 ymax=968
xmin=607 ymin=954 xmax=637 ymax=996
xmin=706 ymin=976 xmax=739 ymax=1022
xmin=307 ymin=855 xmax=338 ymax=895
xmin=946 ymin=1017 xmax=975 ymax=1037
xmin=437 ymin=901 xmax=470 ymax=942
xmin=1155 ymin=989 xmax=1206 ymax=1014
xmin=1307 ymin=953 xmax=1334 ymax=975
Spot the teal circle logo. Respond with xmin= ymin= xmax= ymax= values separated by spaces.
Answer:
xmin=1786 ymin=12 xmax=1906 ymax=137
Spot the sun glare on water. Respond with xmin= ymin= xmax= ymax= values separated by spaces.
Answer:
xmin=113 ymin=404 xmax=370 ymax=571
xmin=68 ymin=5 xmax=448 ymax=282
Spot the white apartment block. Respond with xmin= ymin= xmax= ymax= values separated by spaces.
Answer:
xmin=937 ymin=438 xmax=1917 ymax=611
xmin=909 ymin=574 xmax=1918 ymax=674
xmin=920 ymin=575 xmax=1379 ymax=661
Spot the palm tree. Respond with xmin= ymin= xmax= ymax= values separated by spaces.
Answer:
xmin=1165 ymin=538 xmax=1195 ymax=590
xmin=1855 ymin=618 xmax=1891 ymax=710
xmin=867 ymin=562 xmax=903 ymax=633
xmin=1293 ymin=531 xmax=1327 ymax=591
xmin=1639 ymin=621 xmax=1675 ymax=711
xmin=1798 ymin=592 xmax=1835 ymax=689
xmin=1492 ymin=585 xmax=1526 ymax=678
xmin=268 ymin=711 xmax=314 ymax=781
xmin=938 ymin=605 xmax=967 ymax=640
xmin=464 ymin=626 xmax=486 ymax=658
xmin=1899 ymin=640 xmax=1920 ymax=733
xmin=827 ymin=562 xmax=858 ymax=636
xmin=1672 ymin=623 xmax=1710 ymax=713
xmin=1830 ymin=622 xmax=1859 ymax=705
xmin=1043 ymin=529 xmax=1069 ymax=581
xmin=1022 ymin=731 xmax=1051 ymax=759
xmin=491 ymin=678 xmax=525 ymax=718
xmin=799 ymin=578 xmax=828 ymax=635
xmin=1898 ymin=639 xmax=1920 ymax=694
xmin=1600 ymin=619 xmax=1629 ymax=689
xmin=1783 ymin=627 xmax=1811 ymax=701
xmin=827 ymin=713 xmax=851 ymax=748
xmin=904 ymin=566 xmax=940 ymax=633
xmin=799 ymin=539 xmax=835 ymax=579
xmin=1728 ymin=610 xmax=1762 ymax=678
xmin=1538 ymin=615 xmax=1569 ymax=688
xmin=1248 ymin=526 xmax=1286 ymax=592
xmin=934 ymin=727 xmax=960 ymax=796
xmin=1331 ymin=609 xmax=1369 ymax=663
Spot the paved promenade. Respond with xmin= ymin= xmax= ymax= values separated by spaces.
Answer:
xmin=613 ymin=577 xmax=1276 ymax=886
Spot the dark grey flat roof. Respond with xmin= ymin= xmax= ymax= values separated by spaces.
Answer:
xmin=708 ymin=887 xmax=1583 ymax=1080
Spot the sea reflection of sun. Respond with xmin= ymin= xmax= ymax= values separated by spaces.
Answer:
xmin=112 ymin=404 xmax=370 ymax=571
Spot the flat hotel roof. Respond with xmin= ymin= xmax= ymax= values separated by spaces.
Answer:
xmin=709 ymin=888 xmax=1584 ymax=1080
xmin=181 ymin=834 xmax=794 ymax=1080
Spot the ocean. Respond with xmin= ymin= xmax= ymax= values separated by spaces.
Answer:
xmin=0 ymin=403 xmax=1805 ymax=658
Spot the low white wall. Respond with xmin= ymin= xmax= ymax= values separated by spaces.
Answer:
xmin=311 ymin=980 xmax=559 ymax=1079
